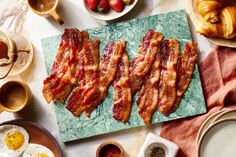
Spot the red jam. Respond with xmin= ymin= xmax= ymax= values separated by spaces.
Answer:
xmin=0 ymin=40 xmax=9 ymax=59
xmin=99 ymin=144 xmax=122 ymax=157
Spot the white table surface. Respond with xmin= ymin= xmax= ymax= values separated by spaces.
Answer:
xmin=0 ymin=0 xmax=213 ymax=156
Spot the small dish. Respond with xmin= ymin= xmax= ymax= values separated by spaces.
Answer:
xmin=138 ymin=133 xmax=179 ymax=157
xmin=83 ymin=0 xmax=138 ymax=21
xmin=0 ymin=119 xmax=62 ymax=157
xmin=197 ymin=118 xmax=236 ymax=157
xmin=187 ymin=0 xmax=236 ymax=48
xmin=96 ymin=141 xmax=125 ymax=157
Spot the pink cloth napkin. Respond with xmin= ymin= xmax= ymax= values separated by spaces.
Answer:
xmin=160 ymin=46 xmax=236 ymax=157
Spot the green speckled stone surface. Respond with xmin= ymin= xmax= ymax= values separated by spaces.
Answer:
xmin=41 ymin=10 xmax=206 ymax=142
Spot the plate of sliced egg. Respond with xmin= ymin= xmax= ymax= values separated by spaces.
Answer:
xmin=0 ymin=120 xmax=62 ymax=157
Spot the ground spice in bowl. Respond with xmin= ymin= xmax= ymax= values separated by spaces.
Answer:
xmin=144 ymin=142 xmax=168 ymax=157
xmin=149 ymin=146 xmax=165 ymax=157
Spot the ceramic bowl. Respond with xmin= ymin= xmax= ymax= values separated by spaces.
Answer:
xmin=83 ymin=0 xmax=138 ymax=21
xmin=96 ymin=141 xmax=125 ymax=157
xmin=0 ymin=81 xmax=32 ymax=112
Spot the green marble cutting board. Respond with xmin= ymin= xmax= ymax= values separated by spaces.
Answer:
xmin=41 ymin=10 xmax=206 ymax=142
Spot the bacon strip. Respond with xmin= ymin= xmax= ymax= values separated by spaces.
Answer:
xmin=43 ymin=29 xmax=88 ymax=103
xmin=112 ymin=51 xmax=132 ymax=123
xmin=137 ymin=43 xmax=162 ymax=124
xmin=129 ymin=30 xmax=164 ymax=95
xmin=67 ymin=40 xmax=126 ymax=117
xmin=83 ymin=40 xmax=126 ymax=117
xmin=66 ymin=39 xmax=100 ymax=115
xmin=157 ymin=39 xmax=179 ymax=115
xmin=170 ymin=42 xmax=198 ymax=112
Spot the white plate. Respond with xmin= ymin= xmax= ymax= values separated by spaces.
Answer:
xmin=213 ymin=109 xmax=236 ymax=122
xmin=187 ymin=0 xmax=236 ymax=48
xmin=83 ymin=0 xmax=138 ymax=21
xmin=196 ymin=109 xmax=226 ymax=144
xmin=198 ymin=119 xmax=236 ymax=157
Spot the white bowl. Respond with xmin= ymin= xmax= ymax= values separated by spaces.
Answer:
xmin=137 ymin=133 xmax=179 ymax=157
xmin=83 ymin=0 xmax=138 ymax=21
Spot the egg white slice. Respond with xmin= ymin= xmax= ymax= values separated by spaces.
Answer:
xmin=0 ymin=125 xmax=29 ymax=157
xmin=22 ymin=143 xmax=54 ymax=157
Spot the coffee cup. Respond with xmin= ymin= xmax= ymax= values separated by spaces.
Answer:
xmin=27 ymin=0 xmax=64 ymax=25
xmin=0 ymin=81 xmax=32 ymax=113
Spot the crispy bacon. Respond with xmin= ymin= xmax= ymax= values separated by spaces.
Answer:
xmin=137 ymin=44 xmax=162 ymax=124
xmin=43 ymin=29 xmax=88 ymax=103
xmin=112 ymin=51 xmax=132 ymax=122
xmin=83 ymin=40 xmax=126 ymax=117
xmin=129 ymin=30 xmax=163 ymax=95
xmin=66 ymin=39 xmax=100 ymax=115
xmin=157 ymin=39 xmax=179 ymax=115
xmin=170 ymin=42 xmax=198 ymax=112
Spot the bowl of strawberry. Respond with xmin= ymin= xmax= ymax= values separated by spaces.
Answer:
xmin=83 ymin=0 xmax=138 ymax=21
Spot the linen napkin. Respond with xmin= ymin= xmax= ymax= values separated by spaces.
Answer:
xmin=160 ymin=46 xmax=236 ymax=157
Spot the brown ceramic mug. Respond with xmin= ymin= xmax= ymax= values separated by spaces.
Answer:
xmin=0 ymin=81 xmax=32 ymax=112
xmin=27 ymin=0 xmax=64 ymax=25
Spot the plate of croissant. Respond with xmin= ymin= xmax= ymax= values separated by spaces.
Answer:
xmin=187 ymin=0 xmax=236 ymax=48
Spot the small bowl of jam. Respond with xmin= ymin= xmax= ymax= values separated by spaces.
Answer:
xmin=96 ymin=141 xmax=125 ymax=157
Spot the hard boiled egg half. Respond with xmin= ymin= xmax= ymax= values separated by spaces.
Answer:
xmin=0 ymin=125 xmax=29 ymax=157
xmin=22 ymin=143 xmax=54 ymax=157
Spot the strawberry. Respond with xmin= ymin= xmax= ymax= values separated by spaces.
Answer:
xmin=86 ymin=0 xmax=99 ymax=10
xmin=109 ymin=0 xmax=124 ymax=12
xmin=97 ymin=0 xmax=109 ymax=13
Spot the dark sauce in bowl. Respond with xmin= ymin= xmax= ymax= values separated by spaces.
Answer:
xmin=0 ymin=41 xmax=9 ymax=60
xmin=97 ymin=142 xmax=125 ymax=157
xmin=99 ymin=144 xmax=121 ymax=157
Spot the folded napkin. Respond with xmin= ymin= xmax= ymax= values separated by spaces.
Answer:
xmin=160 ymin=46 xmax=236 ymax=157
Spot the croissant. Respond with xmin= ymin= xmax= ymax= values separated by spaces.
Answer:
xmin=196 ymin=6 xmax=236 ymax=39
xmin=195 ymin=0 xmax=225 ymax=23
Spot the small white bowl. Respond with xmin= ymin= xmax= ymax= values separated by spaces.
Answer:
xmin=138 ymin=133 xmax=179 ymax=157
xmin=83 ymin=0 xmax=138 ymax=21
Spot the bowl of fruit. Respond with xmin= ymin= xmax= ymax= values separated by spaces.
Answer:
xmin=83 ymin=0 xmax=138 ymax=21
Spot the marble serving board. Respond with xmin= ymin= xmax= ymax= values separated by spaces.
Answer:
xmin=41 ymin=10 xmax=206 ymax=142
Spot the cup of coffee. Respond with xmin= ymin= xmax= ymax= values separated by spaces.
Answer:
xmin=0 ymin=81 xmax=32 ymax=112
xmin=27 ymin=0 xmax=64 ymax=25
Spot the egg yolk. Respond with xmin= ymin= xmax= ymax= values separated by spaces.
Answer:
xmin=36 ymin=153 xmax=49 ymax=157
xmin=4 ymin=131 xmax=25 ymax=150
